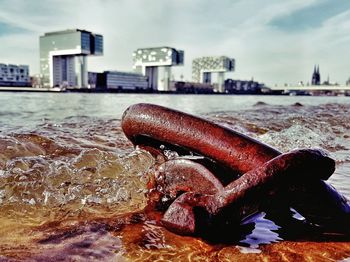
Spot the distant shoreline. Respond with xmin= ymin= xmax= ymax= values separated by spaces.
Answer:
xmin=0 ymin=86 xmax=62 ymax=92
xmin=1 ymin=86 xmax=348 ymax=96
xmin=0 ymin=86 xmax=278 ymax=95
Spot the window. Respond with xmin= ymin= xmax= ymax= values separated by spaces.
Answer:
xmin=81 ymin=32 xmax=91 ymax=52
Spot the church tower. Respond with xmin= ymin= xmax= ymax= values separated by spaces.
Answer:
xmin=311 ymin=65 xmax=321 ymax=85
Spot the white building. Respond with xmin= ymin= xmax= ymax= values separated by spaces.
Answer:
xmin=133 ymin=47 xmax=184 ymax=91
xmin=0 ymin=63 xmax=30 ymax=86
xmin=40 ymin=29 xmax=103 ymax=88
xmin=192 ymin=56 xmax=235 ymax=93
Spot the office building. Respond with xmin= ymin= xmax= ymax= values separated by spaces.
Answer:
xmin=0 ymin=63 xmax=30 ymax=87
xmin=192 ymin=56 xmax=235 ymax=92
xmin=171 ymin=81 xmax=214 ymax=94
xmin=40 ymin=29 xmax=103 ymax=88
xmin=224 ymin=79 xmax=264 ymax=94
xmin=133 ymin=47 xmax=184 ymax=91
xmin=95 ymin=71 xmax=148 ymax=91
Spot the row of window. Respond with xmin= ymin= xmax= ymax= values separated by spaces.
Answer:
xmin=0 ymin=76 xmax=29 ymax=81
xmin=0 ymin=68 xmax=27 ymax=73
xmin=0 ymin=65 xmax=29 ymax=80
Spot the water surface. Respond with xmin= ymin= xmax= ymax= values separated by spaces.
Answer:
xmin=0 ymin=93 xmax=349 ymax=261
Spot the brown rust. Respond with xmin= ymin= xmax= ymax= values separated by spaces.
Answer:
xmin=122 ymin=103 xmax=333 ymax=181
xmin=161 ymin=149 xmax=335 ymax=234
xmin=121 ymin=103 xmax=349 ymax=236
xmin=122 ymin=103 xmax=280 ymax=174
xmin=145 ymin=159 xmax=224 ymax=212
xmin=155 ymin=159 xmax=224 ymax=197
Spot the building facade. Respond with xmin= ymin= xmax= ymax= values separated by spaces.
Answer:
xmin=192 ymin=56 xmax=235 ymax=93
xmin=133 ymin=47 xmax=184 ymax=91
xmin=171 ymin=81 xmax=214 ymax=94
xmin=95 ymin=71 xmax=148 ymax=91
xmin=40 ymin=29 xmax=103 ymax=88
xmin=0 ymin=63 xmax=30 ymax=87
xmin=224 ymin=79 xmax=264 ymax=94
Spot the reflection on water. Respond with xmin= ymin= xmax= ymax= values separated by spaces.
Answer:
xmin=239 ymin=212 xmax=282 ymax=254
xmin=35 ymin=224 xmax=124 ymax=261
xmin=0 ymin=94 xmax=350 ymax=261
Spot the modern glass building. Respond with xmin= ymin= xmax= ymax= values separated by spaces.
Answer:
xmin=192 ymin=56 xmax=235 ymax=92
xmin=133 ymin=47 xmax=184 ymax=91
xmin=40 ymin=29 xmax=103 ymax=88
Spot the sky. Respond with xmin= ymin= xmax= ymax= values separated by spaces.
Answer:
xmin=0 ymin=0 xmax=350 ymax=86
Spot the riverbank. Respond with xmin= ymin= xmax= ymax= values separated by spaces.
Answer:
xmin=0 ymin=86 xmax=63 ymax=92
xmin=1 ymin=86 xmax=349 ymax=96
xmin=0 ymin=86 xmax=277 ymax=95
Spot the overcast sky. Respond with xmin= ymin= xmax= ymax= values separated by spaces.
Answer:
xmin=0 ymin=0 xmax=350 ymax=86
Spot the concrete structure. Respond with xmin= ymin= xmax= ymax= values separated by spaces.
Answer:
xmin=40 ymin=29 xmax=103 ymax=88
xmin=95 ymin=71 xmax=148 ymax=91
xmin=0 ymin=63 xmax=30 ymax=86
xmin=133 ymin=47 xmax=184 ymax=91
xmin=192 ymin=56 xmax=235 ymax=93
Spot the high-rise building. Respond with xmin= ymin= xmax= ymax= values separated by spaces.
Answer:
xmin=40 ymin=29 xmax=103 ymax=88
xmin=0 ymin=63 xmax=30 ymax=86
xmin=133 ymin=47 xmax=184 ymax=91
xmin=311 ymin=65 xmax=321 ymax=85
xmin=192 ymin=56 xmax=235 ymax=93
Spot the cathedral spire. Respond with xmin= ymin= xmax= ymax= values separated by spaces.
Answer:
xmin=311 ymin=64 xmax=321 ymax=85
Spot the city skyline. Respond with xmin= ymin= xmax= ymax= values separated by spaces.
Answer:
xmin=1 ymin=0 xmax=350 ymax=86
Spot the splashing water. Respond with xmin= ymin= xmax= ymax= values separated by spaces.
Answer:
xmin=1 ymin=97 xmax=350 ymax=261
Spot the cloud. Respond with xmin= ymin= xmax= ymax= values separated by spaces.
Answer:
xmin=0 ymin=21 xmax=29 ymax=36
xmin=0 ymin=0 xmax=350 ymax=85
xmin=270 ymin=0 xmax=350 ymax=31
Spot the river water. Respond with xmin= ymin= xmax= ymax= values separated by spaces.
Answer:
xmin=0 ymin=92 xmax=349 ymax=261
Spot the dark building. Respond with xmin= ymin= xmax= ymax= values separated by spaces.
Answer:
xmin=95 ymin=71 xmax=148 ymax=91
xmin=311 ymin=65 xmax=321 ymax=85
xmin=171 ymin=81 xmax=214 ymax=94
xmin=88 ymin=72 xmax=98 ymax=88
xmin=224 ymin=79 xmax=264 ymax=94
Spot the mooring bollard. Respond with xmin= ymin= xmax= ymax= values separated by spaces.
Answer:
xmin=121 ymin=103 xmax=350 ymax=236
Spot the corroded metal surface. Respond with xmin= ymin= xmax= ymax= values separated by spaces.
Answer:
xmin=121 ymin=103 xmax=350 ymax=236
xmin=122 ymin=103 xmax=280 ymax=174
xmin=161 ymin=149 xmax=336 ymax=234
xmin=154 ymin=159 xmax=224 ymax=197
